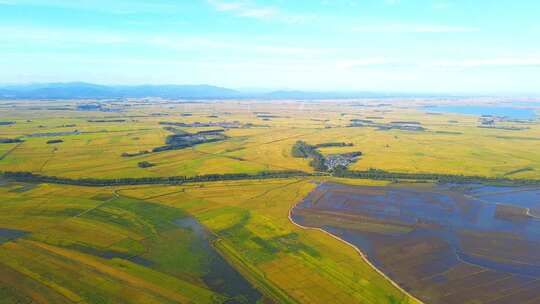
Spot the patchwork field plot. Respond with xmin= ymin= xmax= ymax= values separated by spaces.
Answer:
xmin=0 ymin=182 xmax=265 ymax=303
xmin=1 ymin=98 xmax=539 ymax=303
xmin=121 ymin=179 xmax=420 ymax=304
xmin=1 ymin=99 xmax=539 ymax=180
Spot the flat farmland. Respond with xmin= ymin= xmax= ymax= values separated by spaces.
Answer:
xmin=1 ymin=98 xmax=539 ymax=303
xmin=121 ymin=178 xmax=420 ymax=304
xmin=1 ymin=99 xmax=539 ymax=180
xmin=0 ymin=181 xmax=265 ymax=303
xmin=0 ymin=177 xmax=420 ymax=304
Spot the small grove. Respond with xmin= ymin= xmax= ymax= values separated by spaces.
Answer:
xmin=291 ymin=140 xmax=328 ymax=171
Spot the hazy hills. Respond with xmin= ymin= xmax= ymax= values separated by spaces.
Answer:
xmin=0 ymin=82 xmax=418 ymax=100
xmin=0 ymin=83 xmax=240 ymax=99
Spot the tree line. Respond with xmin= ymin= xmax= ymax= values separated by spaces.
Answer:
xmin=314 ymin=142 xmax=353 ymax=148
xmin=334 ymin=168 xmax=540 ymax=186
xmin=3 ymin=168 xmax=538 ymax=187
xmin=2 ymin=171 xmax=313 ymax=187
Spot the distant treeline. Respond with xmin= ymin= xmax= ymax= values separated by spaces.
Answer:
xmin=121 ymin=150 xmax=150 ymax=158
xmin=314 ymin=142 xmax=353 ymax=148
xmin=197 ymin=129 xmax=225 ymax=134
xmin=257 ymin=114 xmax=281 ymax=119
xmin=87 ymin=119 xmax=127 ymax=123
xmin=334 ymin=168 xmax=540 ymax=186
xmin=159 ymin=121 xmax=189 ymax=127
xmin=2 ymin=171 xmax=312 ymax=187
xmin=390 ymin=121 xmax=421 ymax=125
xmin=0 ymin=121 xmax=15 ymax=126
xmin=337 ymin=152 xmax=363 ymax=158
xmin=3 ymin=169 xmax=539 ymax=187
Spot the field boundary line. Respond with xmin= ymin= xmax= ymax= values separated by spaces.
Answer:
xmin=0 ymin=142 xmax=22 ymax=161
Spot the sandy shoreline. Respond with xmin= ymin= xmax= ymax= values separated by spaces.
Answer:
xmin=288 ymin=205 xmax=425 ymax=304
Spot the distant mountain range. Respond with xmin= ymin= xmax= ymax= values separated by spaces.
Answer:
xmin=0 ymin=83 xmax=240 ymax=99
xmin=0 ymin=82 xmax=441 ymax=100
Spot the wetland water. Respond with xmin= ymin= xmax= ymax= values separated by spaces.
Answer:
xmin=173 ymin=218 xmax=263 ymax=303
xmin=0 ymin=228 xmax=28 ymax=244
xmin=291 ymin=182 xmax=540 ymax=304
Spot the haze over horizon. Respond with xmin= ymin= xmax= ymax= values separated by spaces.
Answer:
xmin=1 ymin=0 xmax=539 ymax=94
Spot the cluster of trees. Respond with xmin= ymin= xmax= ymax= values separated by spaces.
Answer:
xmin=340 ymin=152 xmax=363 ymax=158
xmin=137 ymin=161 xmax=155 ymax=168
xmin=121 ymin=150 xmax=150 ymax=158
xmin=292 ymin=141 xmax=362 ymax=172
xmin=159 ymin=121 xmax=189 ymax=127
xmin=309 ymin=154 xmax=327 ymax=172
xmin=46 ymin=139 xmax=64 ymax=144
xmin=350 ymin=119 xmax=374 ymax=124
xmin=153 ymin=130 xmax=226 ymax=153
xmin=197 ymin=129 xmax=225 ymax=135
xmin=0 ymin=121 xmax=15 ymax=126
xmin=121 ymin=127 xmax=227 ymax=155
xmin=2 ymin=170 xmax=312 ymax=187
xmin=291 ymin=141 xmax=327 ymax=171
xmin=291 ymin=141 xmax=318 ymax=158
xmin=162 ymin=127 xmax=189 ymax=135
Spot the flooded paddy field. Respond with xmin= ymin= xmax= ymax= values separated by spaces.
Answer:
xmin=291 ymin=182 xmax=540 ymax=304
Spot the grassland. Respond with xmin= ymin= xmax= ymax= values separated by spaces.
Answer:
xmin=0 ymin=97 xmax=539 ymax=303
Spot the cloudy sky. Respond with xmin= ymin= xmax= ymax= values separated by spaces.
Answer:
xmin=1 ymin=0 xmax=539 ymax=93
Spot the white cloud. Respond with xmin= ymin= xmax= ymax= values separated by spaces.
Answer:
xmin=0 ymin=25 xmax=325 ymax=57
xmin=433 ymin=2 xmax=452 ymax=10
xmin=352 ymin=24 xmax=479 ymax=33
xmin=209 ymin=0 xmax=278 ymax=19
xmin=206 ymin=0 xmax=313 ymax=23
xmin=384 ymin=0 xmax=400 ymax=5
xmin=336 ymin=58 xmax=405 ymax=69
xmin=336 ymin=57 xmax=540 ymax=70
xmin=148 ymin=36 xmax=326 ymax=56
xmin=432 ymin=58 xmax=540 ymax=68
xmin=0 ymin=26 xmax=130 ymax=45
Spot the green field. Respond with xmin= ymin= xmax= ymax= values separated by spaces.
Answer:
xmin=1 ymin=98 xmax=539 ymax=303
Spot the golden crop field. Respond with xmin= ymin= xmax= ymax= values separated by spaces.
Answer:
xmin=1 ymin=98 xmax=539 ymax=303
xmin=1 ymin=99 xmax=539 ymax=180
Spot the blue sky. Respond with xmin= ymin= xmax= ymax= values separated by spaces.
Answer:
xmin=1 ymin=0 xmax=539 ymax=93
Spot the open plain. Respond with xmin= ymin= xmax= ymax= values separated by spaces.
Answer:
xmin=1 ymin=97 xmax=539 ymax=303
